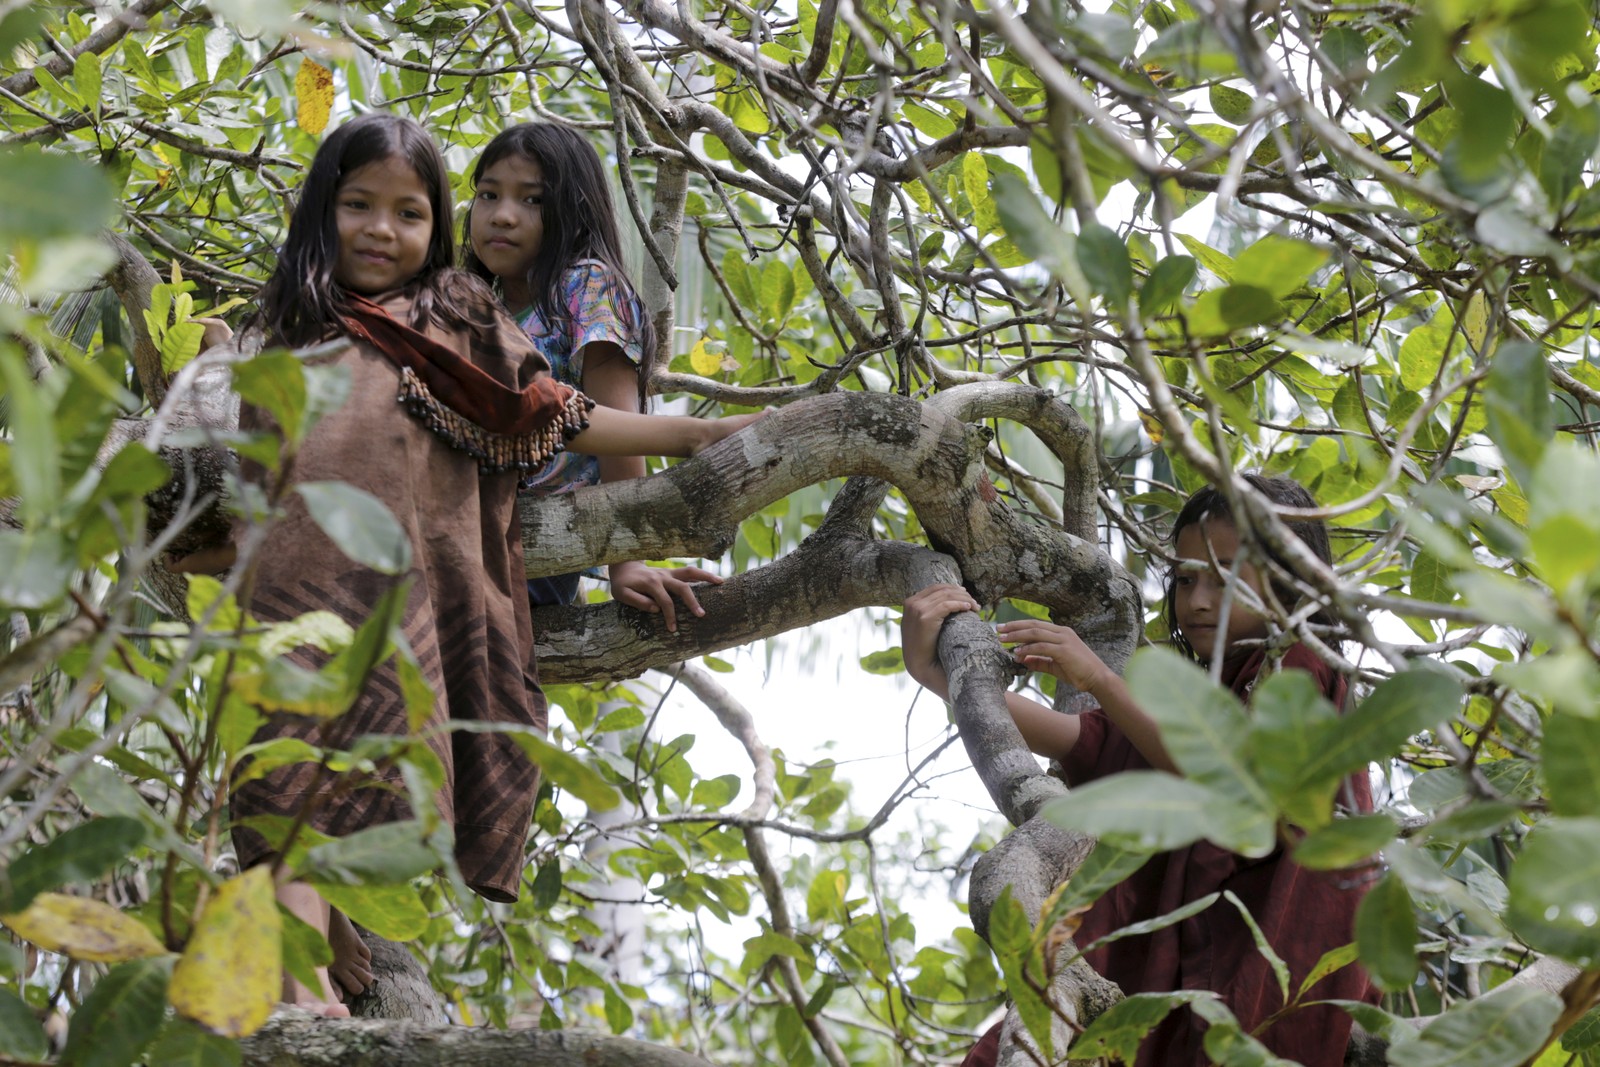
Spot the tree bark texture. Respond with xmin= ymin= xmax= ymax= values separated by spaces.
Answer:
xmin=240 ymin=1014 xmax=713 ymax=1067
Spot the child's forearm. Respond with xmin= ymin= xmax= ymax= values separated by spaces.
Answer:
xmin=569 ymin=406 xmax=708 ymax=458
xmin=1005 ymin=692 xmax=1082 ymax=762
xmin=599 ymin=453 xmax=647 ymax=485
xmin=1083 ymin=670 xmax=1178 ymax=774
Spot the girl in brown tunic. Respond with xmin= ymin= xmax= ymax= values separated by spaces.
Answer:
xmin=902 ymin=474 xmax=1377 ymax=1066
xmin=229 ymin=112 xmax=760 ymax=1015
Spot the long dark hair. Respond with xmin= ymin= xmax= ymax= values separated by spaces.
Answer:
xmin=1162 ymin=472 xmax=1335 ymax=661
xmin=463 ymin=122 xmax=657 ymax=408
xmin=256 ymin=112 xmax=489 ymax=345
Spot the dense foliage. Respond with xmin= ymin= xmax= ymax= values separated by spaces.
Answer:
xmin=4 ymin=0 xmax=1600 ymax=1064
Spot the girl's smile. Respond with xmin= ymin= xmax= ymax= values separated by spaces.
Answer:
xmin=333 ymin=155 xmax=433 ymax=295
xmin=470 ymin=153 xmax=546 ymax=309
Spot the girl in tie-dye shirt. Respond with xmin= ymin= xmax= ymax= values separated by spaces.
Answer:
xmin=465 ymin=122 xmax=731 ymax=627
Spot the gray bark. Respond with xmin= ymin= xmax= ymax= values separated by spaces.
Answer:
xmin=241 ymin=1014 xmax=712 ymax=1067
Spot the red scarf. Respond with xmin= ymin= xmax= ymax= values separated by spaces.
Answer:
xmin=339 ymin=295 xmax=593 ymax=473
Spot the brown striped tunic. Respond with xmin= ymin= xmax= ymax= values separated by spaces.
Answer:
xmin=230 ymin=283 xmax=557 ymax=903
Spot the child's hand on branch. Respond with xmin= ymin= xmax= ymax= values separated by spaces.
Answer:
xmin=996 ymin=620 xmax=1115 ymax=695
xmin=609 ymin=561 xmax=722 ymax=633
xmin=900 ymin=583 xmax=980 ymax=700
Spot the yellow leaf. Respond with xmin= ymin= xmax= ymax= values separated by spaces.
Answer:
xmin=169 ymin=868 xmax=279 ymax=1038
xmin=1139 ymin=409 xmax=1166 ymax=444
xmin=295 ymin=58 xmax=334 ymax=136
xmin=688 ymin=338 xmax=721 ymax=377
xmin=2 ymin=893 xmax=168 ymax=963
xmin=1462 ymin=290 xmax=1489 ymax=354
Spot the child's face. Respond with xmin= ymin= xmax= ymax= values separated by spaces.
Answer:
xmin=1172 ymin=518 xmax=1271 ymax=660
xmin=333 ymin=155 xmax=434 ymax=295
xmin=470 ymin=153 xmax=546 ymax=306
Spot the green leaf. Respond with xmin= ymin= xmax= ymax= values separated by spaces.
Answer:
xmin=308 ymin=879 xmax=429 ymax=941
xmin=859 ymin=648 xmax=903 ymax=674
xmin=1209 ymin=84 xmax=1253 ymax=125
xmin=0 ymin=529 xmax=75 ymax=609
xmin=1484 ymin=341 xmax=1552 ymax=485
xmin=1474 ymin=204 xmax=1566 ymax=260
xmin=295 ymin=481 xmax=412 ymax=576
xmin=1544 ymin=713 xmax=1600 ymax=816
xmin=1409 ymin=550 xmax=1454 ymax=605
xmin=231 ymin=351 xmax=309 ymax=447
xmin=504 ymin=727 xmax=621 ymax=812
xmin=1244 ymin=670 xmax=1341 ymax=829
xmin=1140 ymin=255 xmax=1197 ymax=318
xmin=1186 ymin=284 xmax=1283 ymax=334
xmin=278 ymin=905 xmax=332 ymax=999
xmin=1201 ymin=1021 xmax=1290 ymax=1066
xmin=1221 ymin=890 xmax=1288 ymax=1004
xmin=1355 ymin=870 xmax=1416 ymax=991
xmin=1070 ymin=990 xmax=1220 ymax=1061
xmin=991 ymin=173 xmax=1082 ymax=297
xmin=602 ymin=983 xmax=634 ymax=1034
xmin=1507 ymin=817 xmax=1600 ymax=963
xmin=0 ymin=989 xmax=48 ymax=1061
xmin=1388 ymin=983 xmax=1563 ymax=1067
xmin=1127 ymin=648 xmax=1274 ymax=817
xmin=690 ymin=773 xmax=741 ymax=810
xmin=1 ymin=816 xmax=147 ymax=913
xmin=806 ymin=869 xmax=846 ymax=924
xmin=1297 ymin=942 xmax=1360 ymax=1000
xmin=1292 ymin=814 xmax=1398 ymax=871
xmin=1044 ymin=772 xmax=1276 ymax=857
xmin=0 ymin=147 xmax=116 ymax=242
xmin=988 ymin=887 xmax=1055 ymax=1058
xmin=1540 ymin=106 xmax=1600 ymax=206
xmin=1144 ymin=20 xmax=1237 ymax=78
xmin=301 ymin=821 xmax=439 ymax=885
xmin=1055 ymin=840 xmax=1153 ymax=912
xmin=59 ymin=956 xmax=173 ymax=1067
xmin=531 ymin=860 xmax=562 ymax=911
xmin=1176 ymin=234 xmax=1236 ymax=281
xmin=1231 ymin=236 xmax=1328 ymax=299
xmin=0 ymin=350 xmax=60 ymax=525
xmin=962 ymin=151 xmax=990 ymax=217
xmin=594 ymin=706 xmax=645 ymax=733
xmin=142 ymin=1019 xmax=241 ymax=1067
xmin=742 ymin=928 xmax=811 ymax=972
xmin=1564 ymin=1007 xmax=1600 ymax=1052
xmin=1292 ymin=668 xmax=1461 ymax=796
xmin=903 ymin=101 xmax=956 ymax=139
xmin=1077 ymin=222 xmax=1133 ymax=312
xmin=73 ymin=51 xmax=102 ymax=112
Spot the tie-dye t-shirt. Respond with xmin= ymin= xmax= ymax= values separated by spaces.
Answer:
xmin=518 ymin=259 xmax=645 ymax=495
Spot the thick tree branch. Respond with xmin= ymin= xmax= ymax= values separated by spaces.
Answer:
xmin=0 ymin=0 xmax=174 ymax=99
xmin=240 ymin=1013 xmax=714 ymax=1066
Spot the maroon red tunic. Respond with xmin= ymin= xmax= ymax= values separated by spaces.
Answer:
xmin=966 ymin=644 xmax=1377 ymax=1067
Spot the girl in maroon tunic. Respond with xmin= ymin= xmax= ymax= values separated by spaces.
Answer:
xmin=223 ymin=113 xmax=762 ymax=1016
xmin=903 ymin=474 xmax=1376 ymax=1066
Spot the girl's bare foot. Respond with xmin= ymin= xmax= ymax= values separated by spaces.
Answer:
xmin=326 ymin=908 xmax=374 ymax=1002
xmin=276 ymin=880 xmax=352 ymax=1018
